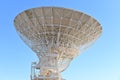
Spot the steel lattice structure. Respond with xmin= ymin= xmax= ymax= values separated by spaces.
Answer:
xmin=14 ymin=7 xmax=102 ymax=80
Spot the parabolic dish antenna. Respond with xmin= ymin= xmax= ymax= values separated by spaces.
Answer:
xmin=14 ymin=7 xmax=102 ymax=80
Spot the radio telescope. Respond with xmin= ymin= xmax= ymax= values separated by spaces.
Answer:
xmin=14 ymin=7 xmax=102 ymax=80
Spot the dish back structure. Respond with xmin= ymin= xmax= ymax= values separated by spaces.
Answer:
xmin=14 ymin=7 xmax=102 ymax=80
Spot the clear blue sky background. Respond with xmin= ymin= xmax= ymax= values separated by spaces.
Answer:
xmin=0 ymin=0 xmax=120 ymax=80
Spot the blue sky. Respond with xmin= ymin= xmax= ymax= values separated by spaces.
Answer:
xmin=0 ymin=0 xmax=120 ymax=80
